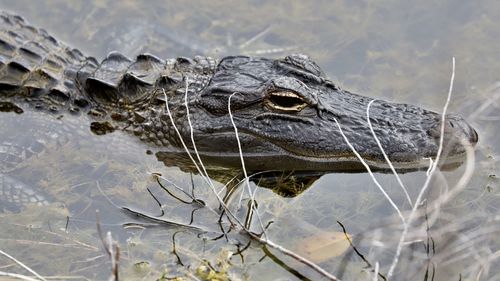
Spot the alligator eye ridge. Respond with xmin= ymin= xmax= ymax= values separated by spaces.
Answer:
xmin=264 ymin=91 xmax=308 ymax=112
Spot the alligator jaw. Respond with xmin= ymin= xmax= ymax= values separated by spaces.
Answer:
xmin=195 ymin=141 xmax=474 ymax=174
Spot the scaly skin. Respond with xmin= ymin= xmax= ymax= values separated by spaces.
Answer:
xmin=0 ymin=11 xmax=478 ymax=175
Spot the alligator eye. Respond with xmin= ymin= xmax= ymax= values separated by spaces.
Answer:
xmin=264 ymin=91 xmax=308 ymax=112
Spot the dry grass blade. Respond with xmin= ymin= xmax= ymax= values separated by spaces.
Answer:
xmin=387 ymin=57 xmax=457 ymax=278
xmin=95 ymin=181 xmax=121 ymax=210
xmin=227 ymin=93 xmax=251 ymax=196
xmin=366 ymin=99 xmax=413 ymax=207
xmin=105 ymin=232 xmax=119 ymax=281
xmin=468 ymin=82 xmax=500 ymax=121
xmin=159 ymin=80 xmax=341 ymax=280
xmin=162 ymin=89 xmax=213 ymax=189
xmin=168 ymin=89 xmax=339 ymax=280
xmin=0 ymin=271 xmax=41 ymax=281
xmin=226 ymin=93 xmax=341 ymax=280
xmin=162 ymin=90 xmax=245 ymax=228
xmin=183 ymin=78 xmax=215 ymax=189
xmin=0 ymin=250 xmax=47 ymax=281
xmin=228 ymin=92 xmax=270 ymax=237
xmin=254 ymin=235 xmax=341 ymax=281
xmin=428 ymin=137 xmax=476 ymax=211
xmin=239 ymin=25 xmax=273 ymax=49
xmin=96 ymin=211 xmax=120 ymax=281
xmin=373 ymin=262 xmax=380 ymax=281
xmin=333 ymin=118 xmax=406 ymax=225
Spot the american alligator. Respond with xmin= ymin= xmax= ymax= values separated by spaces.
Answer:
xmin=0 ymin=12 xmax=477 ymax=207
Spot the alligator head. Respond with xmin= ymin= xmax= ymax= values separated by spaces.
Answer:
xmin=155 ymin=54 xmax=478 ymax=173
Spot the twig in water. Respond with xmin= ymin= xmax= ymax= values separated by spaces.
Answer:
xmin=105 ymin=232 xmax=120 ymax=281
xmin=334 ymin=118 xmax=406 ymax=225
xmin=172 ymin=231 xmax=185 ymax=266
xmin=262 ymin=246 xmax=312 ymax=281
xmin=146 ymin=187 xmax=165 ymax=216
xmin=152 ymin=173 xmax=207 ymax=208
xmin=0 ymin=250 xmax=46 ymax=281
xmin=95 ymin=211 xmax=120 ymax=281
xmin=121 ymin=207 xmax=203 ymax=231
xmin=188 ymin=204 xmax=205 ymax=225
xmin=239 ymin=25 xmax=273 ymax=49
xmin=154 ymin=176 xmax=193 ymax=205
xmin=95 ymin=181 xmax=121 ymax=210
xmin=366 ymin=100 xmax=413 ymax=207
xmin=228 ymin=93 xmax=268 ymax=237
xmin=337 ymin=221 xmax=371 ymax=266
xmin=373 ymin=262 xmax=380 ymax=281
xmin=162 ymin=89 xmax=214 ymax=189
xmin=234 ymin=240 xmax=252 ymax=263
xmin=183 ymin=78 xmax=215 ymax=189
xmin=65 ymin=216 xmax=70 ymax=232
xmin=0 ymin=271 xmax=41 ymax=281
xmin=387 ymin=57 xmax=456 ymax=278
xmin=336 ymin=221 xmax=387 ymax=280
xmin=160 ymin=87 xmax=339 ymax=281
xmin=252 ymin=234 xmax=341 ymax=281
xmin=153 ymin=173 xmax=194 ymax=200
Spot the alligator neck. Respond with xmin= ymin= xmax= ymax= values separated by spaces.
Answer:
xmin=0 ymin=11 xmax=215 ymax=122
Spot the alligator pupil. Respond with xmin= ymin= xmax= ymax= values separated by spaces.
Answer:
xmin=269 ymin=95 xmax=305 ymax=109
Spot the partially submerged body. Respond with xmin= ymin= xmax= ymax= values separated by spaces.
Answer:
xmin=0 ymin=11 xmax=477 ymax=206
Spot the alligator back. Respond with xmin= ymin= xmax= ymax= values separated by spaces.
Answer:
xmin=0 ymin=12 xmax=97 ymax=112
xmin=0 ymin=11 xmax=177 ymax=115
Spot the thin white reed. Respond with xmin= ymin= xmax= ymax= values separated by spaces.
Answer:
xmin=366 ymin=99 xmax=413 ymax=207
xmin=387 ymin=57 xmax=456 ymax=278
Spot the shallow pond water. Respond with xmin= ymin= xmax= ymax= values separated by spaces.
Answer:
xmin=0 ymin=0 xmax=499 ymax=280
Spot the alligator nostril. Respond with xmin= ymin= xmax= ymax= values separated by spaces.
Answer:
xmin=470 ymin=128 xmax=479 ymax=144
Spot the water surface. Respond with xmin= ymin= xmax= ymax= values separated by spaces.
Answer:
xmin=0 ymin=0 xmax=498 ymax=280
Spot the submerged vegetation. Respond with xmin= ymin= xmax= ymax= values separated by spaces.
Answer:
xmin=1 ymin=57 xmax=497 ymax=280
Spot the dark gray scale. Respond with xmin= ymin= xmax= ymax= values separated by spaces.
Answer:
xmin=0 ymin=14 xmax=48 ymax=89
xmin=0 ymin=29 xmax=33 ymax=89
xmin=127 ymin=53 xmax=165 ymax=85
xmin=193 ymin=55 xmax=217 ymax=74
xmin=83 ymin=52 xmax=167 ymax=105
xmin=84 ymin=52 xmax=133 ymax=103
xmin=118 ymin=53 xmax=165 ymax=102
xmin=0 ymin=11 xmax=90 ymax=116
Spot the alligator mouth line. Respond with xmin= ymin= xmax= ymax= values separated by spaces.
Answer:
xmin=188 ymin=131 xmax=472 ymax=172
xmin=171 ymin=147 xmax=471 ymax=172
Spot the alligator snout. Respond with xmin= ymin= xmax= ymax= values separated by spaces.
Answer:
xmin=431 ymin=114 xmax=478 ymax=146
xmin=445 ymin=114 xmax=478 ymax=145
xmin=426 ymin=114 xmax=478 ymax=166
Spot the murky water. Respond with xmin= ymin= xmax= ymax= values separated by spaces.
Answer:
xmin=0 ymin=0 xmax=498 ymax=280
